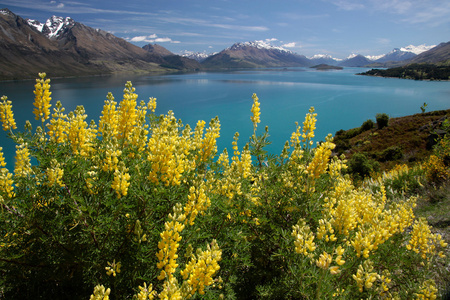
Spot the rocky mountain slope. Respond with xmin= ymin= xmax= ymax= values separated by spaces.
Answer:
xmin=142 ymin=44 xmax=201 ymax=70
xmin=0 ymin=9 xmax=199 ymax=80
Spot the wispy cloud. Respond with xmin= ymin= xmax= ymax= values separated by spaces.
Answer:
xmin=325 ymin=0 xmax=450 ymax=26
xmin=128 ymin=34 xmax=180 ymax=44
xmin=283 ymin=42 xmax=296 ymax=48
xmin=399 ymin=1 xmax=450 ymax=26
xmin=1 ymin=0 xmax=157 ymax=16
xmin=376 ymin=38 xmax=391 ymax=45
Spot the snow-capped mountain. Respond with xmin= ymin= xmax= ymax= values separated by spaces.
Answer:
xmin=309 ymin=54 xmax=342 ymax=65
xmin=227 ymin=40 xmax=293 ymax=54
xmin=374 ymin=48 xmax=417 ymax=63
xmin=202 ymin=40 xmax=311 ymax=68
xmin=27 ymin=15 xmax=75 ymax=38
xmin=181 ymin=51 xmax=214 ymax=62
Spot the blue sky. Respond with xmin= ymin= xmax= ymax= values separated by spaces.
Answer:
xmin=1 ymin=0 xmax=449 ymax=58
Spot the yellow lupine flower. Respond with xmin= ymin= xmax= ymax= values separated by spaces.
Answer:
xmin=415 ymin=279 xmax=438 ymax=300
xmin=99 ymin=93 xmax=119 ymax=139
xmin=406 ymin=218 xmax=447 ymax=260
xmin=156 ymin=204 xmax=186 ymax=281
xmin=89 ymin=285 xmax=111 ymax=300
xmin=45 ymin=160 xmax=65 ymax=188
xmin=105 ymin=259 xmax=121 ymax=277
xmin=117 ymin=81 xmax=138 ymax=142
xmin=148 ymin=97 xmax=157 ymax=113
xmin=302 ymin=106 xmax=317 ymax=147
xmin=0 ymin=168 xmax=15 ymax=199
xmin=329 ymin=266 xmax=340 ymax=275
xmin=67 ymin=106 xmax=97 ymax=156
xmin=111 ymin=167 xmax=131 ymax=198
xmin=33 ymin=72 xmax=52 ymax=123
xmin=136 ymin=282 xmax=155 ymax=300
xmin=0 ymin=96 xmax=17 ymax=131
xmin=147 ymin=111 xmax=191 ymax=186
xmin=292 ymin=219 xmax=316 ymax=256
xmin=315 ymin=251 xmax=332 ymax=269
xmin=197 ymin=117 xmax=220 ymax=162
xmin=352 ymin=260 xmax=378 ymax=293
xmin=306 ymin=134 xmax=335 ymax=180
xmin=184 ymin=183 xmax=211 ymax=226
xmin=0 ymin=147 xmax=6 ymax=168
xmin=0 ymin=149 xmax=14 ymax=198
xmin=250 ymin=93 xmax=260 ymax=130
xmin=47 ymin=101 xmax=68 ymax=143
xmin=14 ymin=143 xmax=32 ymax=178
xmin=180 ymin=240 xmax=222 ymax=297
xmin=158 ymin=276 xmax=182 ymax=300
xmin=102 ymin=146 xmax=122 ymax=172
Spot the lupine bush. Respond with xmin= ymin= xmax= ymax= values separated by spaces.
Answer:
xmin=0 ymin=74 xmax=448 ymax=299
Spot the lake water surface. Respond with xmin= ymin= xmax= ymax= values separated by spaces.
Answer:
xmin=1 ymin=68 xmax=449 ymax=166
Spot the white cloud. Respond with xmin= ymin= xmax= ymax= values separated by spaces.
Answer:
xmin=129 ymin=34 xmax=179 ymax=43
xmin=265 ymin=38 xmax=278 ymax=42
xmin=283 ymin=42 xmax=297 ymax=48
xmin=130 ymin=34 xmax=157 ymax=42
xmin=57 ymin=3 xmax=64 ymax=8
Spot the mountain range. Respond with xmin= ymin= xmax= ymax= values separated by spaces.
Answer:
xmin=0 ymin=8 xmax=200 ymax=80
xmin=0 ymin=8 xmax=448 ymax=80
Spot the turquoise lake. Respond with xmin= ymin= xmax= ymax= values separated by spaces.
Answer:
xmin=0 ymin=68 xmax=449 ymax=167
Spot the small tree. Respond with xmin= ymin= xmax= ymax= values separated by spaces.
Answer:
xmin=376 ymin=113 xmax=389 ymax=129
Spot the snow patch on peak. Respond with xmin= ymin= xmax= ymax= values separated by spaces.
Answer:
xmin=228 ymin=40 xmax=292 ymax=53
xmin=400 ymin=44 xmax=435 ymax=55
xmin=366 ymin=54 xmax=384 ymax=61
xmin=0 ymin=8 xmax=14 ymax=16
xmin=346 ymin=53 xmax=358 ymax=59
xmin=28 ymin=15 xmax=75 ymax=38
xmin=44 ymin=16 xmax=74 ymax=38
xmin=27 ymin=19 xmax=44 ymax=32
xmin=181 ymin=50 xmax=213 ymax=62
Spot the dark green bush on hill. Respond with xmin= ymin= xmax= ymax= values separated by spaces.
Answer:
xmin=361 ymin=119 xmax=375 ymax=131
xmin=377 ymin=146 xmax=403 ymax=162
xmin=346 ymin=152 xmax=380 ymax=180
xmin=376 ymin=113 xmax=389 ymax=129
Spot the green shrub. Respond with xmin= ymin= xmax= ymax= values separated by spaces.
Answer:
xmin=376 ymin=113 xmax=389 ymax=129
xmin=347 ymin=152 xmax=380 ymax=180
xmin=378 ymin=146 xmax=403 ymax=162
xmin=361 ymin=119 xmax=375 ymax=131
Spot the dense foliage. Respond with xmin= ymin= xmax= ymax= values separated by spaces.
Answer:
xmin=0 ymin=74 xmax=448 ymax=299
xmin=359 ymin=63 xmax=450 ymax=80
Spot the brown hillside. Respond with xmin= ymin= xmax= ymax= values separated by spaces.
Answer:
xmin=334 ymin=109 xmax=450 ymax=169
